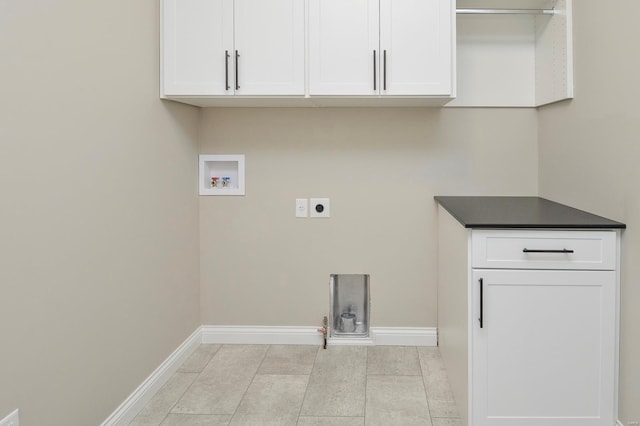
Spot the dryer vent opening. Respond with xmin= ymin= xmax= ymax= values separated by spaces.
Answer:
xmin=329 ymin=274 xmax=370 ymax=338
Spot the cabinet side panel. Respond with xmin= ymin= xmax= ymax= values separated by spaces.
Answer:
xmin=535 ymin=0 xmax=573 ymax=106
xmin=437 ymin=205 xmax=470 ymax=425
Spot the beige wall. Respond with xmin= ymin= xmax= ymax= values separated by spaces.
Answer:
xmin=538 ymin=2 xmax=640 ymax=423
xmin=199 ymin=108 xmax=538 ymax=327
xmin=0 ymin=1 xmax=200 ymax=425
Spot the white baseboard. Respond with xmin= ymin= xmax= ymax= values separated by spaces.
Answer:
xmin=0 ymin=409 xmax=19 ymax=426
xmin=101 ymin=327 xmax=202 ymax=426
xmin=328 ymin=337 xmax=375 ymax=346
xmin=201 ymin=326 xmax=324 ymax=345
xmin=617 ymin=421 xmax=624 ymax=426
xmin=202 ymin=325 xmax=437 ymax=347
xmin=372 ymin=327 xmax=437 ymax=346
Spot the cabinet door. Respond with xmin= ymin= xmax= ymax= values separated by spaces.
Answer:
xmin=234 ymin=0 xmax=304 ymax=95
xmin=162 ymin=0 xmax=233 ymax=96
xmin=309 ymin=0 xmax=380 ymax=95
xmin=471 ymin=269 xmax=615 ymax=426
xmin=379 ymin=0 xmax=453 ymax=95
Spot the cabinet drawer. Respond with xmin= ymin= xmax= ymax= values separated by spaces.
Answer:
xmin=471 ymin=230 xmax=617 ymax=270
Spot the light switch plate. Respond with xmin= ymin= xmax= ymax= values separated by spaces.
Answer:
xmin=0 ymin=409 xmax=19 ymax=426
xmin=296 ymin=198 xmax=308 ymax=218
xmin=310 ymin=198 xmax=330 ymax=218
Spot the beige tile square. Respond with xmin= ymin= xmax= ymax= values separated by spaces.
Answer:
xmin=172 ymin=345 xmax=268 ymax=415
xmin=365 ymin=375 xmax=431 ymax=426
xmin=257 ymin=345 xmax=318 ymax=375
xmin=234 ymin=374 xmax=309 ymax=416
xmin=201 ymin=345 xmax=269 ymax=376
xmin=417 ymin=347 xmax=445 ymax=376
xmin=172 ymin=373 xmax=254 ymax=416
xmin=178 ymin=344 xmax=222 ymax=373
xmin=228 ymin=412 xmax=299 ymax=426
xmin=300 ymin=346 xmax=368 ymax=417
xmin=310 ymin=346 xmax=367 ymax=382
xmin=297 ymin=417 xmax=365 ymax=426
xmin=129 ymin=372 xmax=199 ymax=426
xmin=300 ymin=377 xmax=366 ymax=417
xmin=427 ymin=398 xmax=459 ymax=418
xmin=367 ymin=346 xmax=421 ymax=376
xmin=160 ymin=413 xmax=232 ymax=425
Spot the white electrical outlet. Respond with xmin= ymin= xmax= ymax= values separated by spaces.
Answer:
xmin=310 ymin=198 xmax=330 ymax=218
xmin=295 ymin=198 xmax=308 ymax=218
xmin=0 ymin=409 xmax=19 ymax=426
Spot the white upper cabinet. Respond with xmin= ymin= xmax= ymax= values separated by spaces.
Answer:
xmin=161 ymin=0 xmax=572 ymax=106
xmin=234 ymin=0 xmax=304 ymax=95
xmin=162 ymin=0 xmax=304 ymax=98
xmin=380 ymin=0 xmax=453 ymax=95
xmin=309 ymin=0 xmax=454 ymax=97
xmin=162 ymin=0 xmax=233 ymax=96
xmin=308 ymin=0 xmax=380 ymax=96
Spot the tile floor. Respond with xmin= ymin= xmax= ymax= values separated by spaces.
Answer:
xmin=129 ymin=345 xmax=462 ymax=426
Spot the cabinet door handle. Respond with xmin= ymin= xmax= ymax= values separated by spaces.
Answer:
xmin=383 ymin=50 xmax=387 ymax=91
xmin=225 ymin=50 xmax=230 ymax=91
xmin=522 ymin=248 xmax=574 ymax=253
xmin=235 ymin=50 xmax=240 ymax=90
xmin=479 ymin=278 xmax=484 ymax=329
xmin=373 ymin=50 xmax=377 ymax=91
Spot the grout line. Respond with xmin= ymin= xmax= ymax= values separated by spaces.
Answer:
xmin=297 ymin=415 xmax=365 ymax=418
xmin=256 ymin=343 xmax=272 ymax=375
xmin=417 ymin=345 xmax=434 ymax=420
xmin=296 ymin=345 xmax=322 ymax=424
xmin=229 ymin=344 xmax=271 ymax=422
xmin=153 ymin=344 xmax=211 ymax=425
xmin=167 ymin=344 xmax=222 ymax=415
xmin=364 ymin=346 xmax=369 ymax=422
xmin=366 ymin=373 xmax=422 ymax=376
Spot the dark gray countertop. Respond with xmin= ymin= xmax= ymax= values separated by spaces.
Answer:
xmin=435 ymin=196 xmax=626 ymax=229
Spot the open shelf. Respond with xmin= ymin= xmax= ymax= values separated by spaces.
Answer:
xmin=199 ymin=154 xmax=245 ymax=196
xmin=449 ymin=0 xmax=573 ymax=107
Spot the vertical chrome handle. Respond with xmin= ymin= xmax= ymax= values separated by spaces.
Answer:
xmin=373 ymin=50 xmax=377 ymax=91
xmin=235 ymin=50 xmax=240 ymax=90
xmin=383 ymin=50 xmax=387 ymax=91
xmin=225 ymin=50 xmax=230 ymax=91
xmin=479 ymin=278 xmax=484 ymax=328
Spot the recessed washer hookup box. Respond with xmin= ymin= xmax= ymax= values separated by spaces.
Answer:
xmin=330 ymin=274 xmax=370 ymax=339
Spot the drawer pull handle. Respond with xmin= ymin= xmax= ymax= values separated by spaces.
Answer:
xmin=235 ymin=50 xmax=240 ymax=90
xmin=225 ymin=50 xmax=230 ymax=91
xmin=479 ymin=278 xmax=484 ymax=329
xmin=373 ymin=50 xmax=377 ymax=91
xmin=383 ymin=49 xmax=387 ymax=91
xmin=522 ymin=248 xmax=574 ymax=254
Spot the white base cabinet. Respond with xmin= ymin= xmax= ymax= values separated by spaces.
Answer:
xmin=472 ymin=269 xmax=615 ymax=426
xmin=437 ymin=206 xmax=620 ymax=426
